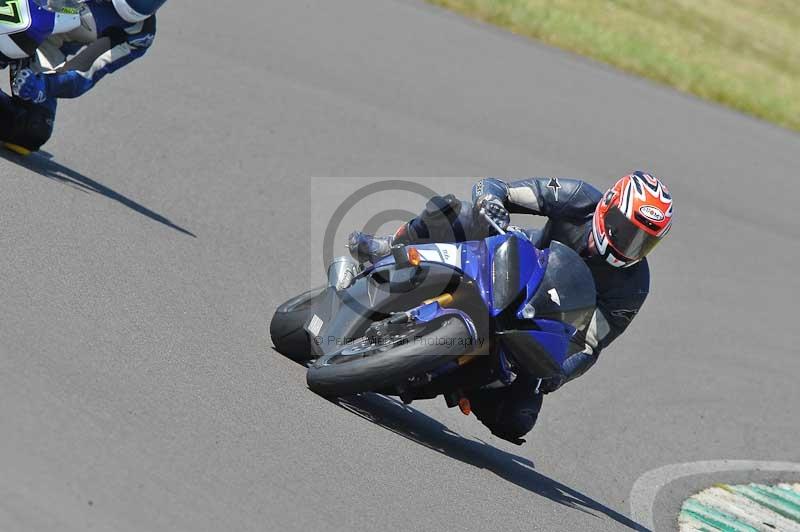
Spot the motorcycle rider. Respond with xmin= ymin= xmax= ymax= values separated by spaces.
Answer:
xmin=349 ymin=172 xmax=673 ymax=444
xmin=0 ymin=0 xmax=166 ymax=153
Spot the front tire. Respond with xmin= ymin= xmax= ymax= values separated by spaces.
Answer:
xmin=306 ymin=317 xmax=473 ymax=397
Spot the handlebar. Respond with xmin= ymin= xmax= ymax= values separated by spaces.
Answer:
xmin=479 ymin=208 xmax=507 ymax=236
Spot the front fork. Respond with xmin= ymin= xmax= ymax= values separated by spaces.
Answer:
xmin=405 ymin=295 xmax=539 ymax=413
xmin=387 ymin=293 xmax=479 ymax=347
xmin=383 ymin=294 xmax=485 ymax=411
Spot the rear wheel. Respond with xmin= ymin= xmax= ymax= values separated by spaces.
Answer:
xmin=270 ymin=287 xmax=327 ymax=362
xmin=306 ymin=317 xmax=473 ymax=397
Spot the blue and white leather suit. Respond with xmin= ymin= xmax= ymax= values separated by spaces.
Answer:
xmin=0 ymin=1 xmax=156 ymax=149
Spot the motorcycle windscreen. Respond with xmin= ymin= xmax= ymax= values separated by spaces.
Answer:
xmin=499 ymin=241 xmax=597 ymax=376
xmin=524 ymin=241 xmax=596 ymax=332
xmin=490 ymin=234 xmax=541 ymax=314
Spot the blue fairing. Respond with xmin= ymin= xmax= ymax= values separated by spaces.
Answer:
xmin=367 ymin=231 xmax=596 ymax=376
xmin=370 ymin=232 xmax=545 ymax=315
xmin=531 ymin=319 xmax=576 ymax=366
xmin=86 ymin=1 xmax=135 ymax=34
xmin=486 ymin=233 xmax=547 ymax=317
xmin=0 ymin=3 xmax=71 ymax=63
xmin=370 ymin=232 xmax=547 ymax=317
xmin=26 ymin=4 xmax=56 ymax=44
xmin=371 ymin=233 xmax=563 ymax=364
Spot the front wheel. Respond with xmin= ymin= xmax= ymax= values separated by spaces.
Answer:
xmin=306 ymin=317 xmax=474 ymax=397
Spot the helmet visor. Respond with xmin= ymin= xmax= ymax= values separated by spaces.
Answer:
xmin=604 ymin=206 xmax=662 ymax=261
xmin=33 ymin=0 xmax=87 ymax=12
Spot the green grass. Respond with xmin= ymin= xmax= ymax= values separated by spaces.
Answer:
xmin=426 ymin=0 xmax=800 ymax=132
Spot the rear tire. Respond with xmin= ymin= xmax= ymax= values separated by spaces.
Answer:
xmin=306 ymin=317 xmax=473 ymax=397
xmin=270 ymin=287 xmax=327 ymax=362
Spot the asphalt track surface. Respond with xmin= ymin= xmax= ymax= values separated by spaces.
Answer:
xmin=1 ymin=1 xmax=798 ymax=531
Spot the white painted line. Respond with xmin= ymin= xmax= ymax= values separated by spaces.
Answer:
xmin=629 ymin=460 xmax=800 ymax=531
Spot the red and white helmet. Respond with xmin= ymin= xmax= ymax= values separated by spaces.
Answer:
xmin=592 ymin=171 xmax=673 ymax=267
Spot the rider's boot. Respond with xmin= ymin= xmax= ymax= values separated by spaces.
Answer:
xmin=347 ymin=231 xmax=394 ymax=264
xmin=347 ymin=193 xmax=469 ymax=265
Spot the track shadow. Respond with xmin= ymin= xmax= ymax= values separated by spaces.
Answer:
xmin=1 ymin=149 xmax=196 ymax=237
xmin=329 ymin=392 xmax=649 ymax=531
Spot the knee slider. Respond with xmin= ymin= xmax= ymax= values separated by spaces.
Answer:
xmin=19 ymin=106 xmax=54 ymax=150
xmin=496 ymin=408 xmax=539 ymax=439
xmin=6 ymin=102 xmax=55 ymax=151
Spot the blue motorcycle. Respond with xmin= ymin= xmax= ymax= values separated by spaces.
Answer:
xmin=1 ymin=0 xmax=86 ymax=154
xmin=271 ymin=215 xmax=596 ymax=409
xmin=0 ymin=1 xmax=84 ymax=67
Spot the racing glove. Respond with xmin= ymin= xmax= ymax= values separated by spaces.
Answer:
xmin=11 ymin=69 xmax=48 ymax=104
xmin=474 ymin=194 xmax=510 ymax=232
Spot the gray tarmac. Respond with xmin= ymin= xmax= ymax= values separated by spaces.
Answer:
xmin=1 ymin=1 xmax=798 ymax=530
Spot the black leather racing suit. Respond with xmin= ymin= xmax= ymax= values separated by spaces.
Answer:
xmin=393 ymin=177 xmax=650 ymax=443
